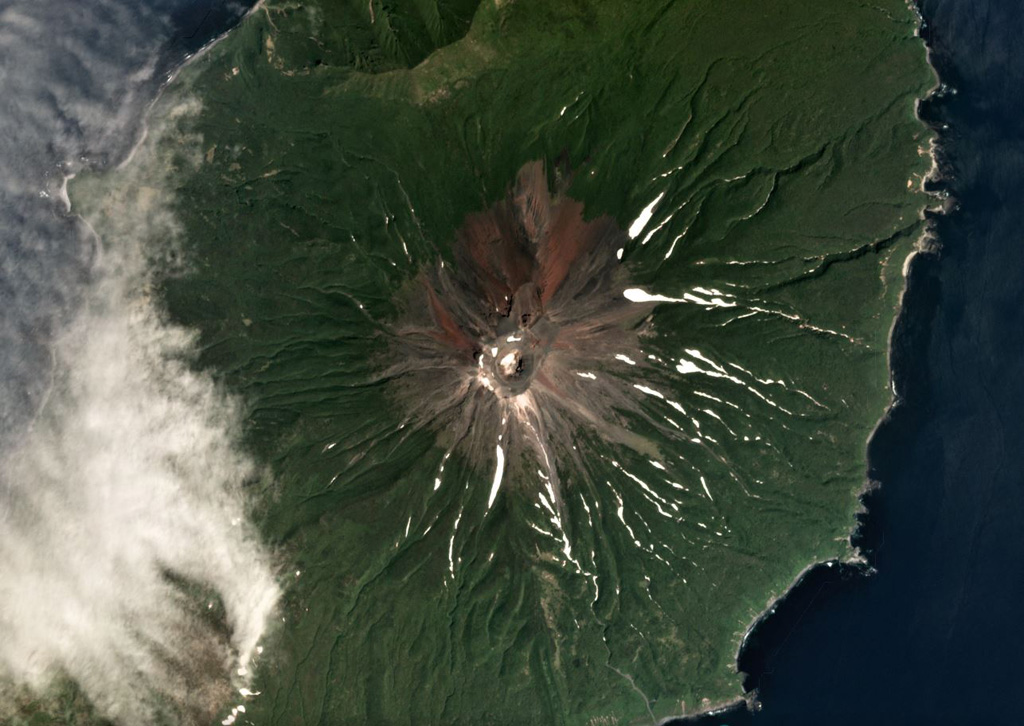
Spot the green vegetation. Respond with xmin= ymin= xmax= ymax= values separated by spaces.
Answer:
xmin=75 ymin=0 xmax=935 ymax=722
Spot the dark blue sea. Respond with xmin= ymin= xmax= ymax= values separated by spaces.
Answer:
xmin=682 ymin=1 xmax=1024 ymax=723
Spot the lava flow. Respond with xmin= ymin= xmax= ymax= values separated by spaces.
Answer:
xmin=389 ymin=161 xmax=656 ymax=512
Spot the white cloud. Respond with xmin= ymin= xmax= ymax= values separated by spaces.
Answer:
xmin=0 ymin=84 xmax=279 ymax=724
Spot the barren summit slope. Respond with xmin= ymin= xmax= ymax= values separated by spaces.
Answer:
xmin=74 ymin=0 xmax=935 ymax=723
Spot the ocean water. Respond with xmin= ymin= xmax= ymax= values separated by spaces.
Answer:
xmin=686 ymin=0 xmax=1024 ymax=723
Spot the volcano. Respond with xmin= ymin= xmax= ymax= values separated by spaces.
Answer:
xmin=389 ymin=161 xmax=657 ymax=512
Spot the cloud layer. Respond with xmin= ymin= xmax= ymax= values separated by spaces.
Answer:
xmin=0 ymin=3 xmax=277 ymax=722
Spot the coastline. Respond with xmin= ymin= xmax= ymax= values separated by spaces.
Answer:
xmin=66 ymin=2 xmax=259 ymax=212
xmin=665 ymin=2 xmax=948 ymax=722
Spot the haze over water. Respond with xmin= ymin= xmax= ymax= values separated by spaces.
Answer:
xmin=0 ymin=2 xmax=277 ymax=723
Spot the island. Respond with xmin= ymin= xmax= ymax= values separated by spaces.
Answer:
xmin=68 ymin=0 xmax=936 ymax=723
